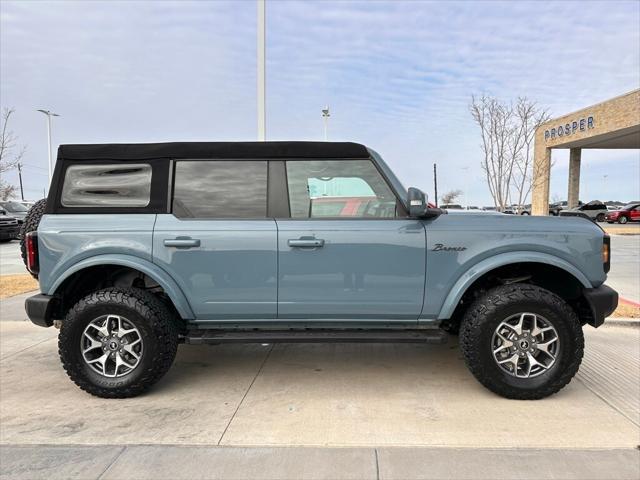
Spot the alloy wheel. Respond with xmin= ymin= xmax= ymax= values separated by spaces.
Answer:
xmin=491 ymin=313 xmax=560 ymax=378
xmin=81 ymin=315 xmax=143 ymax=378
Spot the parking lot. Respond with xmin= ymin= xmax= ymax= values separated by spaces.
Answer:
xmin=1 ymin=234 xmax=639 ymax=479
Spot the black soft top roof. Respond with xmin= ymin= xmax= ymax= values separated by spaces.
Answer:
xmin=57 ymin=141 xmax=370 ymax=160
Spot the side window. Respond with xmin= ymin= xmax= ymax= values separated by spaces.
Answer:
xmin=286 ymin=160 xmax=397 ymax=218
xmin=172 ymin=160 xmax=267 ymax=218
xmin=61 ymin=164 xmax=152 ymax=207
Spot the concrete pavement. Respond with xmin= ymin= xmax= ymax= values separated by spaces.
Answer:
xmin=1 ymin=321 xmax=638 ymax=448
xmin=1 ymin=445 xmax=639 ymax=480
xmin=1 ymin=310 xmax=639 ymax=479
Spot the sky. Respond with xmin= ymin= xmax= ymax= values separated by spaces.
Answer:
xmin=1 ymin=0 xmax=639 ymax=205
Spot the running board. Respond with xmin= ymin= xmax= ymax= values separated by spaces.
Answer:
xmin=183 ymin=329 xmax=448 ymax=345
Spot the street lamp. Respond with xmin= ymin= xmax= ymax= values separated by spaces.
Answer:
xmin=37 ymin=109 xmax=60 ymax=183
xmin=322 ymin=106 xmax=330 ymax=141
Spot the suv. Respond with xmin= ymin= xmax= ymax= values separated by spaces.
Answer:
xmin=0 ymin=207 xmax=20 ymax=242
xmin=0 ymin=200 xmax=29 ymax=224
xmin=23 ymin=142 xmax=617 ymax=399
xmin=560 ymin=200 xmax=609 ymax=222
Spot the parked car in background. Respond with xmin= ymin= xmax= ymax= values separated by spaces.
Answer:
xmin=606 ymin=205 xmax=620 ymax=211
xmin=606 ymin=203 xmax=640 ymax=224
xmin=440 ymin=204 xmax=463 ymax=210
xmin=0 ymin=200 xmax=29 ymax=224
xmin=0 ymin=207 xmax=20 ymax=242
xmin=560 ymin=200 xmax=608 ymax=222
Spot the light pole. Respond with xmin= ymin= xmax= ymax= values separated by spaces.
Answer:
xmin=257 ymin=0 xmax=266 ymax=141
xmin=37 ymin=109 xmax=60 ymax=183
xmin=322 ymin=106 xmax=330 ymax=141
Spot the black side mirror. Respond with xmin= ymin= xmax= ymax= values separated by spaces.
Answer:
xmin=408 ymin=187 xmax=427 ymax=217
xmin=407 ymin=187 xmax=443 ymax=219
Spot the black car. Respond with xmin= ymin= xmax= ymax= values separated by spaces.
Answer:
xmin=0 ymin=207 xmax=21 ymax=242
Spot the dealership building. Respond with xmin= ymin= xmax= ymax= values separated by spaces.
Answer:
xmin=531 ymin=89 xmax=640 ymax=215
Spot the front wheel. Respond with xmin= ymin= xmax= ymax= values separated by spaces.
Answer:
xmin=596 ymin=213 xmax=606 ymax=222
xmin=618 ymin=216 xmax=628 ymax=224
xmin=459 ymin=284 xmax=583 ymax=400
xmin=59 ymin=287 xmax=179 ymax=398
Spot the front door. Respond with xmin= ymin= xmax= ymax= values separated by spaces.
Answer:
xmin=276 ymin=159 xmax=426 ymax=321
xmin=153 ymin=160 xmax=277 ymax=320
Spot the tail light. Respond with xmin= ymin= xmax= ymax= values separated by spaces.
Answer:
xmin=26 ymin=232 xmax=39 ymax=275
xmin=602 ymin=234 xmax=610 ymax=273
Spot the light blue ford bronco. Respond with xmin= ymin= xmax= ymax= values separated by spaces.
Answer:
xmin=22 ymin=142 xmax=617 ymax=399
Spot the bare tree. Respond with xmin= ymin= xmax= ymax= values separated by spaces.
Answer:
xmin=0 ymin=108 xmax=26 ymax=200
xmin=510 ymin=98 xmax=550 ymax=209
xmin=441 ymin=189 xmax=463 ymax=205
xmin=470 ymin=95 xmax=548 ymax=210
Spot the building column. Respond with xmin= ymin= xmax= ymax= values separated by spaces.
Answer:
xmin=532 ymin=145 xmax=551 ymax=215
xmin=567 ymin=148 xmax=581 ymax=209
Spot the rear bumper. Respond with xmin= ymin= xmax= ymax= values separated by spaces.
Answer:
xmin=25 ymin=294 xmax=56 ymax=328
xmin=583 ymin=285 xmax=618 ymax=328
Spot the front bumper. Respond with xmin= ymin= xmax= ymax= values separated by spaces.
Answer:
xmin=583 ymin=285 xmax=618 ymax=328
xmin=25 ymin=294 xmax=57 ymax=328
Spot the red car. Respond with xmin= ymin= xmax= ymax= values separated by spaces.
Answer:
xmin=606 ymin=203 xmax=640 ymax=224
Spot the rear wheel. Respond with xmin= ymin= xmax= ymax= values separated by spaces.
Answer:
xmin=59 ymin=287 xmax=179 ymax=398
xmin=459 ymin=284 xmax=583 ymax=400
xmin=618 ymin=216 xmax=628 ymax=224
xmin=596 ymin=213 xmax=606 ymax=222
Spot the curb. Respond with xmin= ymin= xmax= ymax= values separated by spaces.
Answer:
xmin=605 ymin=317 xmax=639 ymax=326
xmin=619 ymin=297 xmax=640 ymax=308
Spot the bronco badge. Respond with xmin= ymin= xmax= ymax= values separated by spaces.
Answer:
xmin=432 ymin=243 xmax=467 ymax=252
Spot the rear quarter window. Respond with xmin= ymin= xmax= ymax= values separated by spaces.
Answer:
xmin=61 ymin=164 xmax=152 ymax=207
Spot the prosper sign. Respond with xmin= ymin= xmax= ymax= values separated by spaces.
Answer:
xmin=544 ymin=116 xmax=594 ymax=141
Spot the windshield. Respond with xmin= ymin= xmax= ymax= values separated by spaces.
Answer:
xmin=1 ymin=201 xmax=28 ymax=212
xmin=623 ymin=203 xmax=639 ymax=210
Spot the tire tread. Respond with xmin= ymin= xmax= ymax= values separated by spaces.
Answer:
xmin=459 ymin=283 xmax=584 ymax=400
xmin=58 ymin=287 xmax=179 ymax=398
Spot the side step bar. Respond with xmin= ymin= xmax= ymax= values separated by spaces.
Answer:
xmin=183 ymin=329 xmax=448 ymax=345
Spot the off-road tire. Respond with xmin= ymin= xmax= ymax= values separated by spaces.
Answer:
xmin=19 ymin=198 xmax=47 ymax=277
xmin=59 ymin=287 xmax=179 ymax=398
xmin=459 ymin=284 xmax=584 ymax=400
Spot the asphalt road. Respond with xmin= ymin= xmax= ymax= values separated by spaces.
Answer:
xmin=609 ymin=234 xmax=640 ymax=303
xmin=0 ymin=240 xmax=22 ymax=276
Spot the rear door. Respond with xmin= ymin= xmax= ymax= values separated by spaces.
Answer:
xmin=276 ymin=159 xmax=426 ymax=322
xmin=153 ymin=160 xmax=278 ymax=320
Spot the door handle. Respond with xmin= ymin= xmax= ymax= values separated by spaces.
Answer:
xmin=288 ymin=238 xmax=325 ymax=248
xmin=163 ymin=238 xmax=201 ymax=248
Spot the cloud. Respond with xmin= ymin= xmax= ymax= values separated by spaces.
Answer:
xmin=1 ymin=0 xmax=638 ymax=203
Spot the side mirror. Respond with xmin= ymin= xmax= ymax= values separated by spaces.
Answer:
xmin=408 ymin=187 xmax=443 ymax=219
xmin=408 ymin=187 xmax=427 ymax=217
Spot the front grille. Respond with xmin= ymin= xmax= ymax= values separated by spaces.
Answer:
xmin=0 ymin=218 xmax=18 ymax=226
